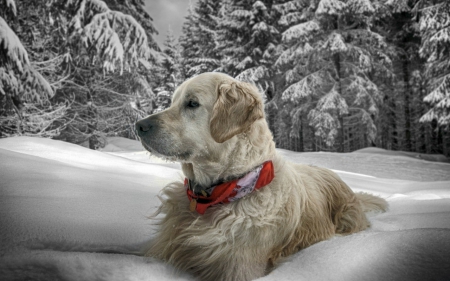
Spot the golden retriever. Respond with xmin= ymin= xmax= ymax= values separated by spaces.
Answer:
xmin=135 ymin=72 xmax=388 ymax=281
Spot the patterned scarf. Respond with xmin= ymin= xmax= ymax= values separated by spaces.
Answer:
xmin=185 ymin=161 xmax=275 ymax=215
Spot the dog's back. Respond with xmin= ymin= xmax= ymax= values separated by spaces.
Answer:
xmin=262 ymin=159 xmax=387 ymax=267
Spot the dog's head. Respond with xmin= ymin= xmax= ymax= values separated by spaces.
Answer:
xmin=135 ymin=72 xmax=265 ymax=163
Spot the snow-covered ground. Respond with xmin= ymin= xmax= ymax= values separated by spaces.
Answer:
xmin=1 ymin=136 xmax=449 ymax=281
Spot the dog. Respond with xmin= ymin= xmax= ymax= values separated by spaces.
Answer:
xmin=135 ymin=72 xmax=388 ymax=281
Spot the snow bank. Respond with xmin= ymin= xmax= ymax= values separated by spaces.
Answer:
xmin=1 ymin=136 xmax=449 ymax=280
xmin=99 ymin=136 xmax=180 ymax=169
xmin=354 ymin=146 xmax=449 ymax=163
xmin=100 ymin=136 xmax=145 ymax=152
xmin=277 ymin=148 xmax=450 ymax=182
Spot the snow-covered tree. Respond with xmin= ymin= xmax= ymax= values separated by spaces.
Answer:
xmin=419 ymin=1 xmax=450 ymax=127
xmin=179 ymin=4 xmax=200 ymax=78
xmin=0 ymin=0 xmax=70 ymax=137
xmin=379 ymin=0 xmax=449 ymax=155
xmin=56 ymin=0 xmax=155 ymax=74
xmin=214 ymin=0 xmax=291 ymax=136
xmin=216 ymin=0 xmax=286 ymax=82
xmin=152 ymin=27 xmax=183 ymax=113
xmin=377 ymin=0 xmax=427 ymax=153
xmin=104 ymin=0 xmax=160 ymax=52
xmin=270 ymin=0 xmax=311 ymax=150
xmin=0 ymin=17 xmax=53 ymax=104
xmin=179 ymin=0 xmax=222 ymax=78
xmin=277 ymin=0 xmax=394 ymax=151
xmin=162 ymin=27 xmax=183 ymax=91
xmin=1 ymin=0 xmax=160 ymax=147
xmin=47 ymin=0 xmax=160 ymax=148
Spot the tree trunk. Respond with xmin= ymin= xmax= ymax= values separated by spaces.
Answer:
xmin=443 ymin=129 xmax=450 ymax=157
xmin=7 ymin=94 xmax=24 ymax=136
xmin=310 ymin=126 xmax=317 ymax=152
xmin=339 ymin=116 xmax=345 ymax=152
xmin=402 ymin=58 xmax=412 ymax=151
xmin=425 ymin=123 xmax=432 ymax=154
xmin=333 ymin=53 xmax=345 ymax=152
xmin=298 ymin=117 xmax=304 ymax=152
xmin=265 ymin=85 xmax=276 ymax=136
xmin=385 ymin=93 xmax=398 ymax=150
xmin=87 ymin=89 xmax=99 ymax=150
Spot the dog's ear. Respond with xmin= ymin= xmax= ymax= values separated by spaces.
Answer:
xmin=210 ymin=81 xmax=264 ymax=143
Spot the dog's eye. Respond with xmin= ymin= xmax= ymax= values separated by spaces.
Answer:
xmin=187 ymin=100 xmax=200 ymax=108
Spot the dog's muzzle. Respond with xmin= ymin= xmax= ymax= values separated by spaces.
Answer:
xmin=135 ymin=114 xmax=192 ymax=160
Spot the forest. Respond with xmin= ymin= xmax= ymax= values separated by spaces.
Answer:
xmin=1 ymin=0 xmax=449 ymax=156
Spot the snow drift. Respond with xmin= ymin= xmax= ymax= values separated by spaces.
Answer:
xmin=0 ymin=136 xmax=449 ymax=281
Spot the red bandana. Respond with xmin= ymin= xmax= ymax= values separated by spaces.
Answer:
xmin=185 ymin=161 xmax=274 ymax=215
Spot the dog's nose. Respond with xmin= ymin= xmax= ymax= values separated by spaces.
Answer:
xmin=135 ymin=116 xmax=158 ymax=137
xmin=136 ymin=119 xmax=150 ymax=132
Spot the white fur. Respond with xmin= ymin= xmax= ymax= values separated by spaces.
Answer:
xmin=136 ymin=73 xmax=388 ymax=281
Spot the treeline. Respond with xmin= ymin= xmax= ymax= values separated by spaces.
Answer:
xmin=174 ymin=0 xmax=449 ymax=155
xmin=1 ymin=0 xmax=449 ymax=157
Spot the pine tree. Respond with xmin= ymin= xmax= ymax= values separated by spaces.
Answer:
xmin=179 ymin=3 xmax=200 ymax=78
xmin=0 ymin=0 xmax=69 ymax=137
xmin=214 ymin=0 xmax=291 ymax=137
xmin=1 ymin=0 xmax=160 ymax=147
xmin=215 ymin=0 xmax=252 ymax=77
xmin=417 ymin=0 xmax=450 ymax=156
xmin=0 ymin=16 xmax=53 ymax=106
xmin=179 ymin=0 xmax=222 ymax=78
xmin=49 ymin=0 xmax=160 ymax=148
xmin=419 ymin=1 xmax=450 ymax=127
xmin=216 ymin=0 xmax=286 ymax=82
xmin=103 ymin=0 xmax=160 ymax=52
xmin=271 ymin=0 xmax=311 ymax=150
xmin=153 ymin=27 xmax=182 ymax=113
xmin=380 ymin=0 xmax=430 ymax=153
xmin=60 ymin=0 xmax=155 ymax=74
xmin=277 ymin=0 xmax=394 ymax=151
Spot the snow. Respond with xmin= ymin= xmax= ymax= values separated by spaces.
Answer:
xmin=347 ymin=0 xmax=375 ymax=14
xmin=0 ymin=17 xmax=30 ymax=72
xmin=281 ymin=72 xmax=322 ymax=102
xmin=1 ymin=136 xmax=450 ymax=280
xmin=235 ymin=66 xmax=267 ymax=83
xmin=386 ymin=0 xmax=410 ymax=13
xmin=316 ymin=87 xmax=348 ymax=114
xmin=323 ymin=32 xmax=348 ymax=54
xmin=4 ymin=0 xmax=17 ymax=16
xmin=252 ymin=1 xmax=267 ymax=12
xmin=316 ymin=0 xmax=345 ymax=16
xmin=70 ymin=1 xmax=151 ymax=74
xmin=282 ymin=20 xmax=320 ymax=43
xmin=0 ymin=18 xmax=54 ymax=98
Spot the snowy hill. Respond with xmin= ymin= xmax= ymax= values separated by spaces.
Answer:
xmin=1 ymin=136 xmax=450 ymax=281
